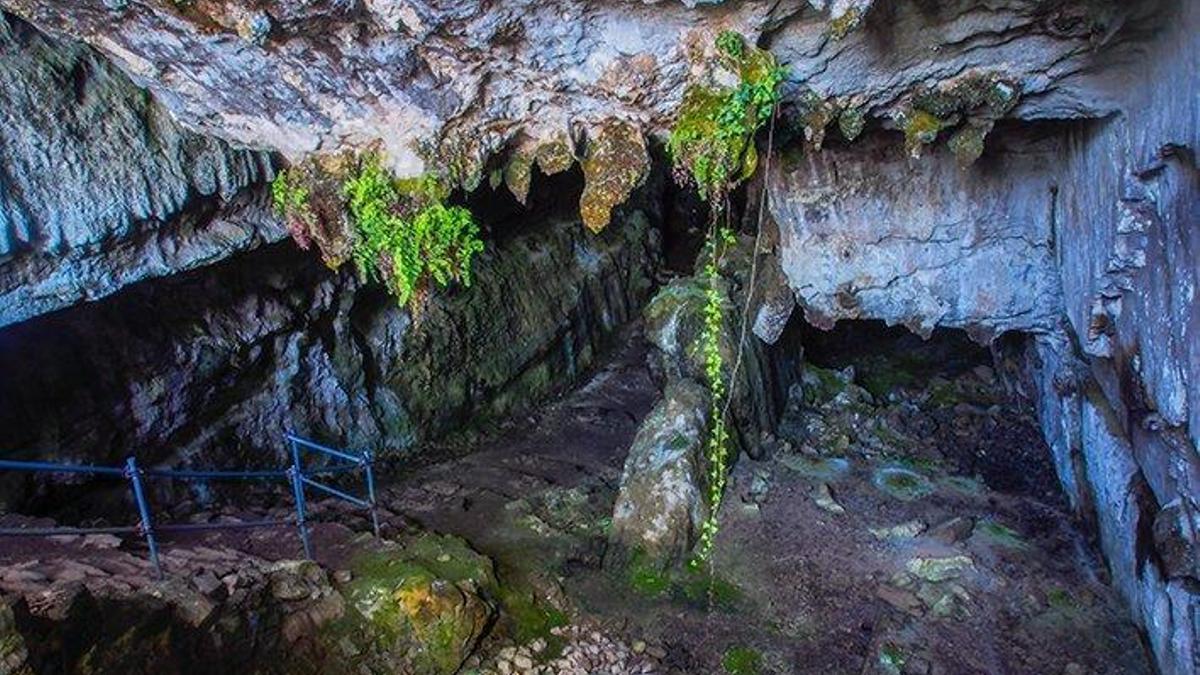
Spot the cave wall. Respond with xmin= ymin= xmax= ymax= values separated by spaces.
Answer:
xmin=764 ymin=2 xmax=1198 ymax=671
xmin=0 ymin=1 xmax=1195 ymax=671
xmin=0 ymin=10 xmax=662 ymax=503
xmin=0 ymin=13 xmax=281 ymax=327
xmin=0 ymin=212 xmax=660 ymax=497
xmin=768 ymin=127 xmax=1065 ymax=340
xmin=1025 ymin=0 xmax=1199 ymax=670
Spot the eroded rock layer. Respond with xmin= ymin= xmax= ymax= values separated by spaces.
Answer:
xmin=0 ymin=0 xmax=1195 ymax=673
xmin=0 ymin=13 xmax=279 ymax=327
xmin=0 ymin=210 xmax=661 ymax=499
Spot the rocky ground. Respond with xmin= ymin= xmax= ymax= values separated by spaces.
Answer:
xmin=0 ymin=322 xmax=1153 ymax=674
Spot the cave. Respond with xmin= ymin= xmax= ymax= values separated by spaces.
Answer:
xmin=0 ymin=2 xmax=1197 ymax=675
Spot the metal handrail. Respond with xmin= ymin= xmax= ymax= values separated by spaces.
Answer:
xmin=0 ymin=431 xmax=382 ymax=579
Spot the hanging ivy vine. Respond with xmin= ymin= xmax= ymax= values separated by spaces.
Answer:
xmin=668 ymin=30 xmax=785 ymax=566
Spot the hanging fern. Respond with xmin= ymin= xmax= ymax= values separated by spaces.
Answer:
xmin=341 ymin=155 xmax=484 ymax=311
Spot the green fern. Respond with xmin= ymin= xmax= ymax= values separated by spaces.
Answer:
xmin=343 ymin=155 xmax=484 ymax=310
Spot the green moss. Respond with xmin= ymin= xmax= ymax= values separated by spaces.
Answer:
xmin=722 ymin=646 xmax=762 ymax=675
xmin=678 ymin=569 xmax=743 ymax=612
xmin=900 ymin=72 xmax=1020 ymax=161
xmin=495 ymin=586 xmax=568 ymax=656
xmin=977 ymin=520 xmax=1029 ymax=550
xmin=803 ymin=365 xmax=849 ymax=405
xmin=340 ymin=534 xmax=498 ymax=675
xmin=901 ymin=109 xmax=944 ymax=158
xmin=872 ymin=467 xmax=934 ymax=501
xmin=879 ymin=643 xmax=906 ymax=674
xmin=627 ymin=551 xmax=672 ymax=597
xmin=668 ymin=32 xmax=785 ymax=202
xmin=1046 ymin=587 xmax=1074 ymax=610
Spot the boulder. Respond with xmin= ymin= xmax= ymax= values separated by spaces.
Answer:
xmin=0 ymin=602 xmax=31 ymax=675
xmin=610 ymin=380 xmax=711 ymax=568
xmin=337 ymin=533 xmax=498 ymax=675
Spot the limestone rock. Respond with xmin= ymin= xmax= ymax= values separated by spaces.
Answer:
xmin=610 ymin=380 xmax=711 ymax=567
xmin=0 ymin=210 xmax=661 ymax=476
xmin=768 ymin=131 xmax=1063 ymax=340
xmin=905 ymin=555 xmax=974 ymax=583
xmin=0 ymin=602 xmax=31 ymax=675
xmin=1153 ymin=501 xmax=1199 ymax=582
xmin=0 ymin=13 xmax=278 ymax=328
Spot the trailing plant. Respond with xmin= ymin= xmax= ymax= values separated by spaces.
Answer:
xmin=271 ymin=152 xmax=484 ymax=311
xmin=692 ymin=226 xmax=736 ymax=566
xmin=667 ymin=30 xmax=786 ymax=203
xmin=342 ymin=154 xmax=484 ymax=311
xmin=669 ymin=32 xmax=784 ymax=567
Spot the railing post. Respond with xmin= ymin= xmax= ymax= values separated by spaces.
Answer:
xmin=125 ymin=457 xmax=162 ymax=579
xmin=288 ymin=438 xmax=313 ymax=559
xmin=363 ymin=451 xmax=381 ymax=538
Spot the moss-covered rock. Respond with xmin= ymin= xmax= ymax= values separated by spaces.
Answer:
xmin=503 ymin=151 xmax=535 ymax=205
xmin=338 ymin=534 xmax=498 ymax=675
xmin=895 ymin=71 xmax=1020 ymax=161
xmin=948 ymin=121 xmax=993 ymax=166
xmin=872 ymin=466 xmax=934 ymax=501
xmin=899 ymin=108 xmax=945 ymax=159
xmin=610 ymin=380 xmax=712 ymax=567
xmin=794 ymin=89 xmax=841 ymax=150
xmin=579 ymin=119 xmax=650 ymax=233
xmin=837 ymin=103 xmax=866 ymax=142
xmin=0 ymin=603 xmax=31 ymax=675
xmin=534 ymin=134 xmax=576 ymax=176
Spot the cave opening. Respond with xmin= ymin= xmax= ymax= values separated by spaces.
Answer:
xmin=1 ymin=0 xmax=1194 ymax=672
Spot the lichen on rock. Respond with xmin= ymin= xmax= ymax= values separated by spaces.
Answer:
xmin=579 ymin=119 xmax=649 ymax=233
xmin=337 ymin=533 xmax=499 ymax=675
xmin=610 ymin=379 xmax=712 ymax=568
xmin=948 ymin=121 xmax=994 ymax=166
xmin=898 ymin=108 xmax=946 ymax=159
xmin=895 ymin=71 xmax=1021 ymax=162
xmin=502 ymin=149 xmax=535 ymax=205
xmin=793 ymin=88 xmax=842 ymax=150
xmin=837 ymin=101 xmax=867 ymax=142
xmin=534 ymin=134 xmax=576 ymax=176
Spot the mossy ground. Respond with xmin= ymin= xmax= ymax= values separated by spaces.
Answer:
xmin=721 ymin=645 xmax=762 ymax=674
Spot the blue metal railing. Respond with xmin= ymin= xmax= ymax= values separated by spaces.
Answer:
xmin=0 ymin=432 xmax=381 ymax=579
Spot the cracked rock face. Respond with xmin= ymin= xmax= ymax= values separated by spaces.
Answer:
xmin=768 ymin=128 xmax=1064 ymax=341
xmin=0 ymin=0 xmax=1142 ymax=177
